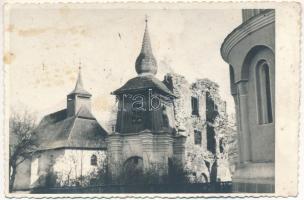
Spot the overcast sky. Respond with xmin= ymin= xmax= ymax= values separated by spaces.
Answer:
xmin=6 ymin=4 xmax=241 ymax=127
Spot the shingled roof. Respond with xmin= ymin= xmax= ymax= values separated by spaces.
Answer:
xmin=112 ymin=75 xmax=175 ymax=97
xmin=35 ymin=107 xmax=107 ymax=150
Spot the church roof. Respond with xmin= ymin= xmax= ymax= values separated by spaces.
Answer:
xmin=35 ymin=107 xmax=107 ymax=150
xmin=135 ymin=18 xmax=158 ymax=76
xmin=68 ymin=67 xmax=91 ymax=96
xmin=112 ymin=75 xmax=175 ymax=97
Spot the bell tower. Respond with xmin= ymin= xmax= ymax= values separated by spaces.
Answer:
xmin=108 ymin=17 xmax=186 ymax=182
xmin=67 ymin=63 xmax=92 ymax=117
xmin=112 ymin=16 xmax=176 ymax=133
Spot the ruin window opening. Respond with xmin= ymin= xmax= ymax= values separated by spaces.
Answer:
xmin=256 ymin=60 xmax=273 ymax=124
xmin=219 ymin=138 xmax=224 ymax=153
xmin=191 ymin=96 xmax=199 ymax=116
xmin=194 ymin=130 xmax=202 ymax=145
xmin=207 ymin=124 xmax=216 ymax=153
xmin=206 ymin=92 xmax=215 ymax=122
xmin=91 ymin=154 xmax=97 ymax=166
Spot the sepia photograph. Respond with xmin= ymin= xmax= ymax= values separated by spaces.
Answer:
xmin=3 ymin=2 xmax=299 ymax=197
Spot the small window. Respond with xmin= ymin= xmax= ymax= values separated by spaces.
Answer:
xmin=194 ymin=130 xmax=202 ymax=145
xmin=91 ymin=154 xmax=97 ymax=166
xmin=191 ymin=97 xmax=199 ymax=116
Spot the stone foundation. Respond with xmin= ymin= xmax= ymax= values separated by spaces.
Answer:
xmin=232 ymin=162 xmax=274 ymax=193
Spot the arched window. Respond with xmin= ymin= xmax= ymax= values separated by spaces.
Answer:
xmin=91 ymin=154 xmax=97 ymax=166
xmin=256 ymin=60 xmax=273 ymax=124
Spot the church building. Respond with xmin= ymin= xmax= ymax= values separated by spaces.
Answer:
xmin=221 ymin=9 xmax=275 ymax=192
xmin=28 ymin=67 xmax=108 ymax=188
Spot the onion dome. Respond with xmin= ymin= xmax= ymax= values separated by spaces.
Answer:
xmin=135 ymin=17 xmax=158 ymax=76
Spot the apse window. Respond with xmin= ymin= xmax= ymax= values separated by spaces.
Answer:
xmin=256 ymin=60 xmax=273 ymax=124
xmin=91 ymin=154 xmax=97 ymax=166
xmin=194 ymin=130 xmax=202 ymax=145
xmin=191 ymin=96 xmax=199 ymax=116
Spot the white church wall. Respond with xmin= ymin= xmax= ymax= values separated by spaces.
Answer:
xmin=53 ymin=149 xmax=107 ymax=187
xmin=30 ymin=155 xmax=39 ymax=187
xmin=30 ymin=149 xmax=107 ymax=188
xmin=30 ymin=149 xmax=65 ymax=188
xmin=13 ymin=158 xmax=31 ymax=190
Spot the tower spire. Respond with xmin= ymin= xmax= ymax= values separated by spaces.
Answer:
xmin=69 ymin=61 xmax=91 ymax=96
xmin=75 ymin=61 xmax=84 ymax=90
xmin=67 ymin=61 xmax=91 ymax=117
xmin=135 ymin=16 xmax=158 ymax=76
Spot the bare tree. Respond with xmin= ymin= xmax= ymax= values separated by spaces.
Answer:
xmin=9 ymin=111 xmax=37 ymax=192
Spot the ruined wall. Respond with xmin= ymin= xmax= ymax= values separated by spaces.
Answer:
xmin=164 ymin=73 xmax=231 ymax=182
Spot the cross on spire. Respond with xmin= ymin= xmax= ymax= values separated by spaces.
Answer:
xmin=75 ymin=64 xmax=83 ymax=90
xmin=145 ymin=15 xmax=148 ymax=24
xmin=78 ymin=60 xmax=82 ymax=71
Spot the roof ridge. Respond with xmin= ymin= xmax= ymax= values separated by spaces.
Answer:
xmin=76 ymin=105 xmax=95 ymax=119
xmin=66 ymin=116 xmax=78 ymax=143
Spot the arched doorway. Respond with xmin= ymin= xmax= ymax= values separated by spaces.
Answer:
xmin=123 ymin=156 xmax=143 ymax=184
